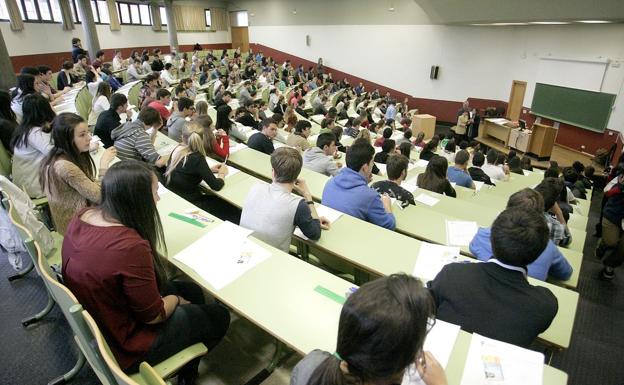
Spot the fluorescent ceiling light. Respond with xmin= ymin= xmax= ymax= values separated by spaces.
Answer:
xmin=470 ymin=22 xmax=528 ymax=26
xmin=529 ymin=21 xmax=571 ymax=25
xmin=577 ymin=20 xmax=613 ymax=24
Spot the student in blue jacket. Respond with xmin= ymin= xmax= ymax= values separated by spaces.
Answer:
xmin=322 ymin=138 xmax=396 ymax=230
xmin=469 ymin=188 xmax=573 ymax=281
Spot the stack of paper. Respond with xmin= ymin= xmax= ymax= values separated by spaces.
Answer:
xmin=446 ymin=220 xmax=479 ymax=246
xmin=205 ymin=157 xmax=240 ymax=178
xmin=401 ymin=320 xmax=461 ymax=385
xmin=415 ymin=193 xmax=440 ymax=207
xmin=412 ymin=242 xmax=461 ymax=282
xmin=459 ymin=334 xmax=544 ymax=385
xmin=173 ymin=221 xmax=271 ymax=290
xmin=294 ymin=205 xmax=344 ymax=240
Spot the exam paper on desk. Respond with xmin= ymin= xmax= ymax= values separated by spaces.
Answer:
xmin=204 ymin=157 xmax=241 ymax=178
xmin=293 ymin=205 xmax=344 ymax=240
xmin=446 ymin=220 xmax=479 ymax=247
xmin=173 ymin=221 xmax=271 ymax=290
xmin=412 ymin=242 xmax=461 ymax=282
xmin=459 ymin=334 xmax=544 ymax=385
xmin=415 ymin=193 xmax=440 ymax=207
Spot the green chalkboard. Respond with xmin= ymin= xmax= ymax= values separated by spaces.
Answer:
xmin=530 ymin=83 xmax=616 ymax=133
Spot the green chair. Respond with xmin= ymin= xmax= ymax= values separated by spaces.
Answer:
xmin=50 ymin=72 xmax=59 ymax=90
xmin=0 ymin=138 xmax=12 ymax=178
xmin=81 ymin=308 xmax=208 ymax=385
xmin=139 ymin=363 xmax=166 ymax=385
xmin=127 ymin=81 xmax=143 ymax=108
xmin=75 ymin=86 xmax=93 ymax=121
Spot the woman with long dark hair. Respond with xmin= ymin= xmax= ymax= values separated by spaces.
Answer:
xmin=215 ymin=104 xmax=233 ymax=133
xmin=291 ymin=274 xmax=446 ymax=385
xmin=40 ymin=112 xmax=116 ymax=234
xmin=417 ymin=155 xmax=456 ymax=197
xmin=0 ymin=90 xmax=17 ymax=153
xmin=11 ymin=93 xmax=56 ymax=197
xmin=11 ymin=74 xmax=38 ymax=123
xmin=196 ymin=115 xmax=229 ymax=159
xmin=62 ymin=160 xmax=230 ymax=383
xmin=87 ymin=81 xmax=112 ymax=127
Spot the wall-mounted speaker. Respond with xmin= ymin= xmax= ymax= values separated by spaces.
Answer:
xmin=430 ymin=65 xmax=439 ymax=79
xmin=306 ymin=35 xmax=311 ymax=46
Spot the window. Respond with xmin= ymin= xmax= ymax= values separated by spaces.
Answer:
xmin=204 ymin=8 xmax=211 ymax=27
xmin=0 ymin=1 xmax=11 ymax=20
xmin=117 ymin=1 xmax=151 ymax=25
xmin=159 ymin=6 xmax=166 ymax=25
xmin=10 ymin=0 xmax=62 ymax=22
xmin=67 ymin=0 xmax=109 ymax=24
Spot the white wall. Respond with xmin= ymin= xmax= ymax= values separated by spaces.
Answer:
xmin=249 ymin=24 xmax=624 ymax=130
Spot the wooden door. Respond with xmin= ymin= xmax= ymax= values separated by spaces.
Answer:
xmin=507 ymin=80 xmax=527 ymax=121
xmin=230 ymin=27 xmax=249 ymax=53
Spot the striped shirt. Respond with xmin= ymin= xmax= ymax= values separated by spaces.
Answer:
xmin=111 ymin=120 xmax=160 ymax=164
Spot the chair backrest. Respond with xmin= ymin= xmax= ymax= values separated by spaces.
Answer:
xmin=127 ymin=81 xmax=142 ymax=108
xmin=0 ymin=139 xmax=11 ymax=178
xmin=139 ymin=362 xmax=167 ymax=385
xmin=75 ymin=86 xmax=93 ymax=120
xmin=34 ymin=238 xmax=118 ymax=385
xmin=81 ymin=308 xmax=141 ymax=385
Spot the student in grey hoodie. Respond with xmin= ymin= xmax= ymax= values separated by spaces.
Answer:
xmin=111 ymin=106 xmax=168 ymax=167
xmin=303 ymin=133 xmax=342 ymax=177
xmin=166 ymin=97 xmax=195 ymax=142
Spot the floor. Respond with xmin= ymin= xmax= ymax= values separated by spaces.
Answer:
xmin=1 ymin=183 xmax=623 ymax=385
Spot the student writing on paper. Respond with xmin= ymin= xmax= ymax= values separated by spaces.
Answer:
xmin=240 ymin=147 xmax=329 ymax=252
xmin=419 ymin=138 xmax=439 ymax=161
xmin=467 ymin=151 xmax=494 ymax=186
xmin=322 ymin=139 xmax=396 ymax=230
xmin=371 ymin=154 xmax=416 ymax=208
xmin=290 ymin=274 xmax=447 ymax=385
xmin=62 ymin=161 xmax=230 ymax=383
xmin=429 ymin=207 xmax=558 ymax=348
xmin=469 ymin=188 xmax=573 ymax=281
xmin=40 ymin=113 xmax=117 ymax=234
xmin=482 ymin=149 xmax=508 ymax=182
xmin=111 ymin=107 xmax=169 ymax=168
xmin=164 ymin=122 xmax=228 ymax=215
xmin=373 ymin=138 xmax=397 ymax=164
xmin=446 ymin=150 xmax=475 ymax=190
xmin=287 ymin=120 xmax=313 ymax=151
xmin=166 ymin=97 xmax=195 ymax=142
xmin=95 ymin=93 xmax=133 ymax=148
xmin=417 ymin=155 xmax=456 ymax=197
xmin=535 ymin=178 xmax=573 ymax=247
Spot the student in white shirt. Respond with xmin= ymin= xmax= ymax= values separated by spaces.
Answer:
xmin=112 ymin=50 xmax=124 ymax=71
xmin=85 ymin=67 xmax=104 ymax=97
xmin=160 ymin=63 xmax=177 ymax=87
xmin=482 ymin=149 xmax=508 ymax=181
xmin=126 ymin=59 xmax=146 ymax=82
xmin=141 ymin=54 xmax=152 ymax=74
xmin=88 ymin=82 xmax=111 ymax=127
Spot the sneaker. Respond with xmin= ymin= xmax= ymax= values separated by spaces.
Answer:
xmin=595 ymin=245 xmax=606 ymax=260
xmin=601 ymin=266 xmax=615 ymax=280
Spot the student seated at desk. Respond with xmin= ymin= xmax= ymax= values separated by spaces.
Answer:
xmin=62 ymin=160 xmax=230 ymax=383
xmin=482 ymin=149 xmax=508 ymax=182
xmin=429 ymin=207 xmax=558 ymax=348
xmin=165 ymin=122 xmax=228 ymax=215
xmin=563 ymin=167 xmax=587 ymax=200
xmin=371 ymin=154 xmax=415 ymax=208
xmin=247 ymin=118 xmax=278 ymax=155
xmin=446 ymin=150 xmax=475 ymax=189
xmin=166 ymin=97 xmax=195 ymax=142
xmin=148 ymin=88 xmax=173 ymax=122
xmin=194 ymin=115 xmax=229 ymax=160
xmin=290 ymin=274 xmax=447 ymax=385
xmin=40 ymin=113 xmax=117 ymax=234
xmin=469 ymin=188 xmax=573 ymax=281
xmin=508 ymin=156 xmax=524 ymax=175
xmin=303 ymin=132 xmax=341 ymax=177
xmin=440 ymin=139 xmax=456 ymax=163
xmin=111 ymin=107 xmax=168 ymax=168
xmin=373 ymin=139 xmax=396 ymax=164
xmin=240 ymin=147 xmax=329 ymax=252
xmin=374 ymin=127 xmax=392 ymax=147
xmin=417 ymin=155 xmax=456 ymax=197
xmin=535 ymin=178 xmax=572 ymax=247
xmin=286 ymin=120 xmax=312 ymax=151
xmin=87 ymin=82 xmax=111 ymax=128
xmin=95 ymin=93 xmax=133 ymax=148
xmin=322 ymin=139 xmax=395 ymax=230
xmin=419 ymin=139 xmax=438 ymax=161
xmin=467 ymin=151 xmax=494 ymax=186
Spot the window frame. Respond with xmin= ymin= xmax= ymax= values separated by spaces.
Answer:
xmin=13 ymin=0 xmax=60 ymax=24
xmin=158 ymin=5 xmax=166 ymax=26
xmin=68 ymin=0 xmax=110 ymax=25
xmin=116 ymin=1 xmax=151 ymax=26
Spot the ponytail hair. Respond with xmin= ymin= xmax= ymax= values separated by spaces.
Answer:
xmin=306 ymin=274 xmax=435 ymax=385
xmin=164 ymin=121 xmax=207 ymax=183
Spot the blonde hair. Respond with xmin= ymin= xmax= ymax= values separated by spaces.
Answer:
xmin=164 ymin=121 xmax=207 ymax=183
xmin=356 ymin=128 xmax=372 ymax=144
xmin=194 ymin=115 xmax=217 ymax=155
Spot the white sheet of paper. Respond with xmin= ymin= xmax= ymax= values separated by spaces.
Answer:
xmin=415 ymin=159 xmax=429 ymax=168
xmin=294 ymin=204 xmax=343 ymax=240
xmin=403 ymin=182 xmax=418 ymax=194
xmin=375 ymin=162 xmax=387 ymax=175
xmin=412 ymin=242 xmax=461 ymax=282
xmin=459 ymin=334 xmax=544 ymax=385
xmin=205 ymin=157 xmax=240 ymax=178
xmin=402 ymin=320 xmax=461 ymax=385
xmin=157 ymin=182 xmax=170 ymax=196
xmin=173 ymin=221 xmax=269 ymax=290
xmin=446 ymin=220 xmax=479 ymax=247
xmin=474 ymin=180 xmax=485 ymax=192
xmin=523 ymin=169 xmax=530 ymax=176
xmin=229 ymin=142 xmax=248 ymax=154
xmin=415 ymin=193 xmax=440 ymax=207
